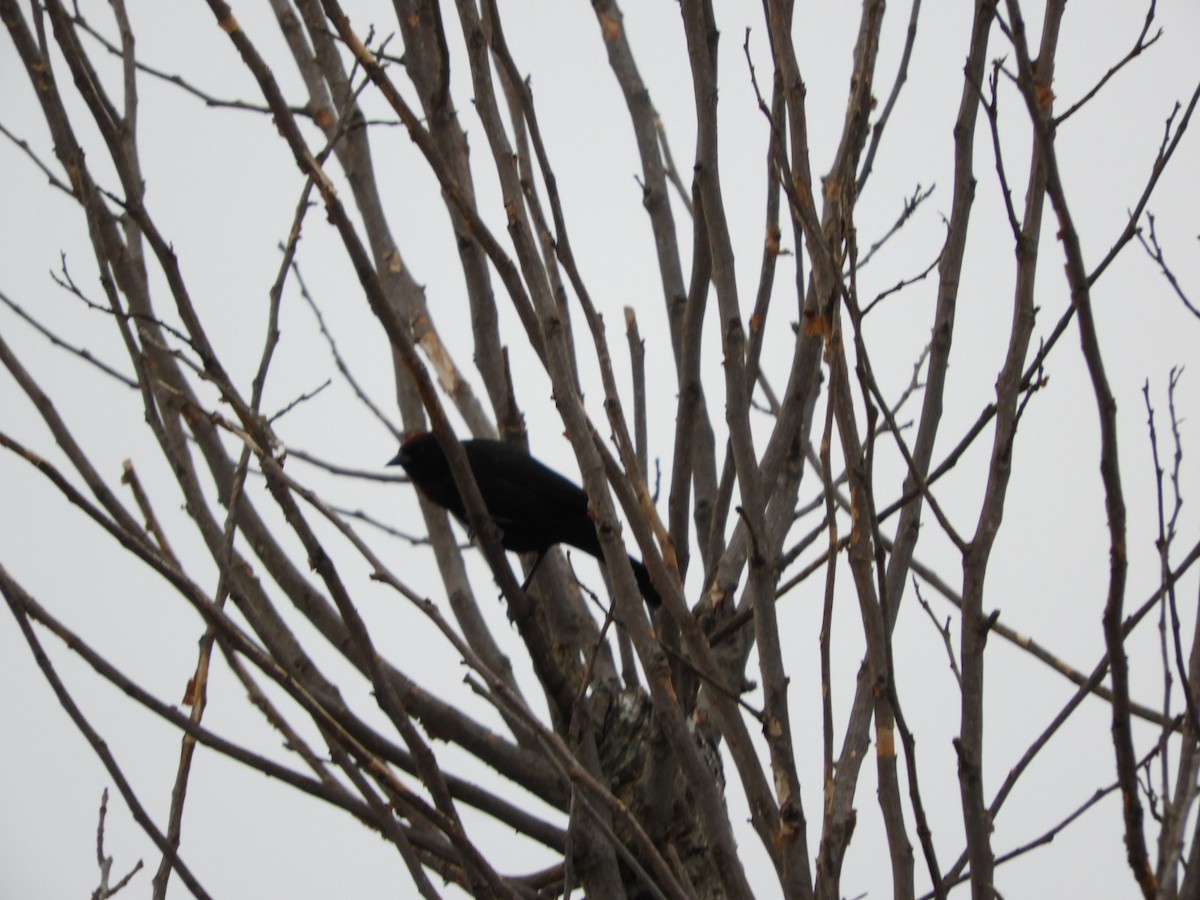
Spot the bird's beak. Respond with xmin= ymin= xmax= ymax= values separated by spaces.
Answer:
xmin=386 ymin=449 xmax=407 ymax=468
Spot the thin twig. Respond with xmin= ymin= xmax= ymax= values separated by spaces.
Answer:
xmin=1136 ymin=212 xmax=1199 ymax=320
xmin=1053 ymin=0 xmax=1161 ymax=126
xmin=0 ymin=288 xmax=138 ymax=388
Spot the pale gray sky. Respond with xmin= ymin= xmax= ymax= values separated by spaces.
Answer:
xmin=2 ymin=1 xmax=1199 ymax=897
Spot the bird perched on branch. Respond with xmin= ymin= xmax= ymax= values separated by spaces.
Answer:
xmin=389 ymin=431 xmax=660 ymax=608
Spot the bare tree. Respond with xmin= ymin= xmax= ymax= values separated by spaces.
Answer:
xmin=2 ymin=0 xmax=1198 ymax=898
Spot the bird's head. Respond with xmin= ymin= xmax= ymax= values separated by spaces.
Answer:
xmin=387 ymin=431 xmax=445 ymax=476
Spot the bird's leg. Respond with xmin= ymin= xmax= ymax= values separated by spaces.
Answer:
xmin=519 ymin=549 xmax=548 ymax=594
xmin=497 ymin=550 xmax=548 ymax=606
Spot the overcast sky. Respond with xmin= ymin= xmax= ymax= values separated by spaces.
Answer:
xmin=2 ymin=1 xmax=1199 ymax=897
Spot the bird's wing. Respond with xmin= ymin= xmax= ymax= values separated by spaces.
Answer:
xmin=465 ymin=440 xmax=600 ymax=555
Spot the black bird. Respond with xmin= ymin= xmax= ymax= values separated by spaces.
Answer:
xmin=389 ymin=432 xmax=660 ymax=607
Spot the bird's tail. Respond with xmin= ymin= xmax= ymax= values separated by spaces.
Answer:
xmin=628 ymin=555 xmax=661 ymax=608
